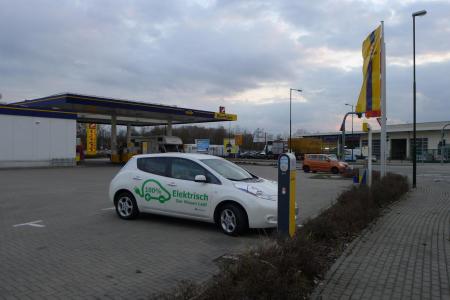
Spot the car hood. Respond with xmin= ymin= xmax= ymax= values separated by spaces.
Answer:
xmin=233 ymin=178 xmax=278 ymax=199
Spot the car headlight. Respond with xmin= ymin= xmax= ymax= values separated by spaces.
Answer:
xmin=233 ymin=183 xmax=274 ymax=200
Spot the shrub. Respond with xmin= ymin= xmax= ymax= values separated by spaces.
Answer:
xmin=153 ymin=173 xmax=409 ymax=300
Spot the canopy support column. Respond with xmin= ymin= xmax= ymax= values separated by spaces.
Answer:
xmin=111 ymin=114 xmax=118 ymax=163
xmin=167 ymin=120 xmax=173 ymax=136
xmin=126 ymin=125 xmax=132 ymax=145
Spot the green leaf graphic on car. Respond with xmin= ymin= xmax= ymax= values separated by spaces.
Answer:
xmin=134 ymin=179 xmax=171 ymax=203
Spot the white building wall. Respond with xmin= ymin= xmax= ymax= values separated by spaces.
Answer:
xmin=385 ymin=131 xmax=442 ymax=149
xmin=0 ymin=115 xmax=13 ymax=160
xmin=0 ymin=115 xmax=76 ymax=168
xmin=304 ymin=121 xmax=450 ymax=162
xmin=35 ymin=118 xmax=51 ymax=160
xmin=424 ymin=131 xmax=442 ymax=149
xmin=361 ymin=130 xmax=443 ymax=160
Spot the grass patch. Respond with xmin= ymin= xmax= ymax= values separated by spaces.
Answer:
xmin=153 ymin=173 xmax=409 ymax=300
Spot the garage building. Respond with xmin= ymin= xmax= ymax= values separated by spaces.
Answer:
xmin=0 ymin=105 xmax=77 ymax=168
xmin=300 ymin=120 xmax=450 ymax=161
xmin=1 ymin=93 xmax=236 ymax=168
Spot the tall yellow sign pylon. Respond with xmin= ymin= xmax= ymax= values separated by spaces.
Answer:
xmin=86 ymin=124 xmax=97 ymax=156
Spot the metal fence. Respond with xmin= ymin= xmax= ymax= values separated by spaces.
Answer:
xmin=414 ymin=148 xmax=450 ymax=163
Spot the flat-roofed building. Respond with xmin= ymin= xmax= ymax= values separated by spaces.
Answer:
xmin=299 ymin=121 xmax=450 ymax=162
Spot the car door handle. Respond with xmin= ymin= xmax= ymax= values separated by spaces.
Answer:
xmin=168 ymin=182 xmax=177 ymax=187
xmin=133 ymin=176 xmax=143 ymax=181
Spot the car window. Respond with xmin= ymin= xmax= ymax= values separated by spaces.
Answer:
xmin=137 ymin=157 xmax=169 ymax=176
xmin=200 ymin=158 xmax=255 ymax=181
xmin=327 ymin=154 xmax=338 ymax=161
xmin=170 ymin=158 xmax=220 ymax=184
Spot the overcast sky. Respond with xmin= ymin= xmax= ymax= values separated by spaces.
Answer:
xmin=1 ymin=0 xmax=449 ymax=135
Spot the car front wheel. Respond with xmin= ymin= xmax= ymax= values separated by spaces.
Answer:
xmin=218 ymin=204 xmax=248 ymax=236
xmin=115 ymin=191 xmax=139 ymax=220
xmin=331 ymin=167 xmax=339 ymax=174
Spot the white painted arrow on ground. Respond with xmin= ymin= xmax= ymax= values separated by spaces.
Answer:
xmin=13 ymin=220 xmax=45 ymax=228
xmin=101 ymin=207 xmax=115 ymax=211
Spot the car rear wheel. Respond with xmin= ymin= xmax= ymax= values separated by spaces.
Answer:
xmin=331 ymin=167 xmax=339 ymax=174
xmin=218 ymin=204 xmax=248 ymax=236
xmin=303 ymin=165 xmax=310 ymax=173
xmin=115 ymin=191 xmax=139 ymax=220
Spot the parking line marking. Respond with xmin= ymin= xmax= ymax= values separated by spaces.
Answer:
xmin=101 ymin=207 xmax=115 ymax=211
xmin=13 ymin=220 xmax=45 ymax=228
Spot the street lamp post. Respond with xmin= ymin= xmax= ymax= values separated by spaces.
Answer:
xmin=345 ymin=103 xmax=354 ymax=161
xmin=289 ymin=88 xmax=302 ymax=153
xmin=412 ymin=9 xmax=427 ymax=188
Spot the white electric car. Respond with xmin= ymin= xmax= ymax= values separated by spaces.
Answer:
xmin=109 ymin=153 xmax=278 ymax=235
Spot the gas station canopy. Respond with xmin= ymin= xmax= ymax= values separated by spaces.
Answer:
xmin=14 ymin=93 xmax=237 ymax=126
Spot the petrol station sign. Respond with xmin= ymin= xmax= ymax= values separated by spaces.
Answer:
xmin=86 ymin=123 xmax=97 ymax=155
xmin=215 ymin=107 xmax=237 ymax=121
xmin=223 ymin=138 xmax=238 ymax=154
xmin=234 ymin=134 xmax=243 ymax=146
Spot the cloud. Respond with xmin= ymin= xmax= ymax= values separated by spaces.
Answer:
xmin=389 ymin=51 xmax=450 ymax=67
xmin=0 ymin=0 xmax=449 ymax=134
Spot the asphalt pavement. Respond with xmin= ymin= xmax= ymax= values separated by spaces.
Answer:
xmin=0 ymin=162 xmax=351 ymax=299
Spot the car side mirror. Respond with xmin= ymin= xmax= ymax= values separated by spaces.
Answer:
xmin=194 ymin=175 xmax=207 ymax=183
xmin=326 ymin=158 xmax=330 ymax=162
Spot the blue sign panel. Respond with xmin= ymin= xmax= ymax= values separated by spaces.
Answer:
xmin=196 ymin=139 xmax=210 ymax=152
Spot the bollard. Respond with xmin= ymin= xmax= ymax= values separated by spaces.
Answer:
xmin=277 ymin=153 xmax=297 ymax=237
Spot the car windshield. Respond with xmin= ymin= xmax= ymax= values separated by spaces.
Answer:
xmin=327 ymin=155 xmax=338 ymax=161
xmin=200 ymin=159 xmax=254 ymax=181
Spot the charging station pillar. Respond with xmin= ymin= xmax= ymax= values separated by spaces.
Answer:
xmin=278 ymin=153 xmax=297 ymax=237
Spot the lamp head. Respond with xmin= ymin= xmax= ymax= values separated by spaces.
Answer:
xmin=412 ymin=10 xmax=427 ymax=17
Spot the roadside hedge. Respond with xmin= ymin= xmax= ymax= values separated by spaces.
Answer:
xmin=154 ymin=172 xmax=409 ymax=300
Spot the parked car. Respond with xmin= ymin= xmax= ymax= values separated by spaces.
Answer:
xmin=254 ymin=151 xmax=269 ymax=159
xmin=302 ymin=154 xmax=350 ymax=174
xmin=248 ymin=150 xmax=260 ymax=158
xmin=365 ymin=155 xmax=377 ymax=162
xmin=239 ymin=151 xmax=251 ymax=158
xmin=109 ymin=153 xmax=280 ymax=236
xmin=344 ymin=148 xmax=362 ymax=161
xmin=327 ymin=154 xmax=338 ymax=161
xmin=238 ymin=150 xmax=260 ymax=159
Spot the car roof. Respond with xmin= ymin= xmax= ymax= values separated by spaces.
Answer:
xmin=132 ymin=153 xmax=223 ymax=160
